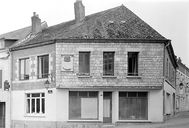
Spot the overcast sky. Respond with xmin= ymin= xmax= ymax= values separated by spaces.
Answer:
xmin=0 ymin=0 xmax=188 ymax=67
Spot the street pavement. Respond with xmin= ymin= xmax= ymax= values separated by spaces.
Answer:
xmin=115 ymin=111 xmax=189 ymax=128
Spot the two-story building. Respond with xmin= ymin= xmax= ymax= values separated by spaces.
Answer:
xmin=176 ymin=58 xmax=189 ymax=112
xmin=10 ymin=1 xmax=177 ymax=128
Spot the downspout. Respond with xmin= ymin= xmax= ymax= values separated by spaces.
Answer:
xmin=9 ymin=49 xmax=12 ymax=128
xmin=163 ymin=41 xmax=170 ymax=121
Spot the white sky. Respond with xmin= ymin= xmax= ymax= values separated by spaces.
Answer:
xmin=0 ymin=0 xmax=189 ymax=67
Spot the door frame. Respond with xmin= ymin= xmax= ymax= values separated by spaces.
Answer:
xmin=103 ymin=92 xmax=112 ymax=123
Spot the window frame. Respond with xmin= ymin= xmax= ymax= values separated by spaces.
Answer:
xmin=127 ymin=52 xmax=139 ymax=76
xmin=78 ymin=52 xmax=90 ymax=76
xmin=19 ymin=58 xmax=30 ymax=80
xmin=37 ymin=54 xmax=49 ymax=79
xmin=25 ymin=92 xmax=45 ymax=116
xmin=69 ymin=91 xmax=99 ymax=120
xmin=103 ymin=52 xmax=115 ymax=76
xmin=119 ymin=91 xmax=148 ymax=120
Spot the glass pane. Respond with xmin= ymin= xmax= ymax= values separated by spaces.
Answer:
xmin=36 ymin=99 xmax=40 ymax=113
xmin=41 ymin=93 xmax=45 ymax=97
xmin=128 ymin=92 xmax=137 ymax=97
xmin=138 ymin=92 xmax=147 ymax=97
xmin=89 ymin=92 xmax=98 ymax=97
xmin=69 ymin=96 xmax=81 ymax=119
xmin=26 ymin=99 xmax=30 ymax=113
xmin=20 ymin=60 xmax=24 ymax=79
xmin=69 ymin=91 xmax=78 ymax=97
xmin=32 ymin=99 xmax=35 ymax=113
xmin=79 ymin=91 xmax=87 ymax=97
xmin=43 ymin=55 xmax=49 ymax=78
xmin=25 ymin=59 xmax=30 ymax=79
xmin=79 ymin=52 xmax=90 ymax=74
xmin=32 ymin=93 xmax=40 ymax=97
xmin=42 ymin=98 xmax=45 ymax=113
xmin=81 ymin=98 xmax=98 ymax=119
xmin=119 ymin=92 xmax=127 ymax=97
xmin=26 ymin=94 xmax=30 ymax=97
xmin=119 ymin=93 xmax=148 ymax=120
xmin=103 ymin=52 xmax=114 ymax=75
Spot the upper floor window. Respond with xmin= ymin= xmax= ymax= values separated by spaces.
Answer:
xmin=103 ymin=52 xmax=114 ymax=76
xmin=128 ymin=52 xmax=138 ymax=76
xmin=19 ymin=58 xmax=30 ymax=80
xmin=38 ymin=55 xmax=49 ymax=79
xmin=0 ymin=40 xmax=4 ymax=49
xmin=79 ymin=52 xmax=90 ymax=75
xmin=26 ymin=93 xmax=45 ymax=114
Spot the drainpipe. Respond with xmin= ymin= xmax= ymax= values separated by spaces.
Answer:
xmin=163 ymin=40 xmax=171 ymax=121
xmin=9 ymin=49 xmax=12 ymax=128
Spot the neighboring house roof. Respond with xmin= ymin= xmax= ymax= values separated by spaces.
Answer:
xmin=13 ymin=5 xmax=166 ymax=48
xmin=0 ymin=26 xmax=31 ymax=40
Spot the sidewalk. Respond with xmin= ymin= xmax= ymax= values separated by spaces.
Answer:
xmin=115 ymin=111 xmax=189 ymax=128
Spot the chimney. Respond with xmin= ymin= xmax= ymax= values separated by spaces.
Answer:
xmin=74 ymin=0 xmax=85 ymax=23
xmin=31 ymin=12 xmax=42 ymax=34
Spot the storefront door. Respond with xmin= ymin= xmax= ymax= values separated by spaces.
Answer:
xmin=103 ymin=92 xmax=112 ymax=123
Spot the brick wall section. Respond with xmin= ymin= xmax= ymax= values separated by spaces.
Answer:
xmin=12 ymin=44 xmax=56 ymax=90
xmin=56 ymin=42 xmax=164 ymax=88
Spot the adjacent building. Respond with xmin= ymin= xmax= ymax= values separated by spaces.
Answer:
xmin=9 ymin=0 xmax=177 ymax=128
xmin=0 ymin=26 xmax=31 ymax=128
xmin=176 ymin=58 xmax=189 ymax=112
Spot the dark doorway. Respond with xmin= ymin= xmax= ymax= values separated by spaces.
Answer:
xmin=0 ymin=102 xmax=5 ymax=128
xmin=103 ymin=92 xmax=112 ymax=123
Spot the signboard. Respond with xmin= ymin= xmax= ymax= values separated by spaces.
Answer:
xmin=61 ymin=55 xmax=74 ymax=71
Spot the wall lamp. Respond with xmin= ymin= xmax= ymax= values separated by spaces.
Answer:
xmin=4 ymin=80 xmax=10 ymax=91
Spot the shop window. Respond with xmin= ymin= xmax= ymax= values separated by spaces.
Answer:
xmin=79 ymin=52 xmax=90 ymax=75
xmin=26 ymin=93 xmax=45 ymax=114
xmin=128 ymin=52 xmax=138 ymax=76
xmin=103 ymin=52 xmax=114 ymax=76
xmin=38 ymin=55 xmax=49 ymax=78
xmin=119 ymin=92 xmax=148 ymax=120
xmin=69 ymin=91 xmax=98 ymax=120
xmin=19 ymin=58 xmax=30 ymax=80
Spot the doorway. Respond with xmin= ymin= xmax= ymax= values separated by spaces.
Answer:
xmin=0 ymin=102 xmax=5 ymax=128
xmin=103 ymin=92 xmax=112 ymax=123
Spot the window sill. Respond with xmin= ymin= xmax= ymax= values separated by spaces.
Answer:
xmin=117 ymin=120 xmax=150 ymax=123
xmin=68 ymin=120 xmax=101 ymax=123
xmin=102 ymin=75 xmax=117 ymax=78
xmin=24 ymin=114 xmax=45 ymax=118
xmin=77 ymin=75 xmax=92 ymax=78
xmin=126 ymin=75 xmax=142 ymax=79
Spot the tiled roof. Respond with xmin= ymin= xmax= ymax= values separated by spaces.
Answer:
xmin=0 ymin=26 xmax=31 ymax=40
xmin=13 ymin=5 xmax=166 ymax=47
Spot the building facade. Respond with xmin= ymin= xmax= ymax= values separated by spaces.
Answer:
xmin=10 ymin=1 xmax=177 ymax=128
xmin=176 ymin=58 xmax=189 ymax=112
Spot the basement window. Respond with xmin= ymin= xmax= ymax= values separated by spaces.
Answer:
xmin=128 ymin=52 xmax=138 ymax=76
